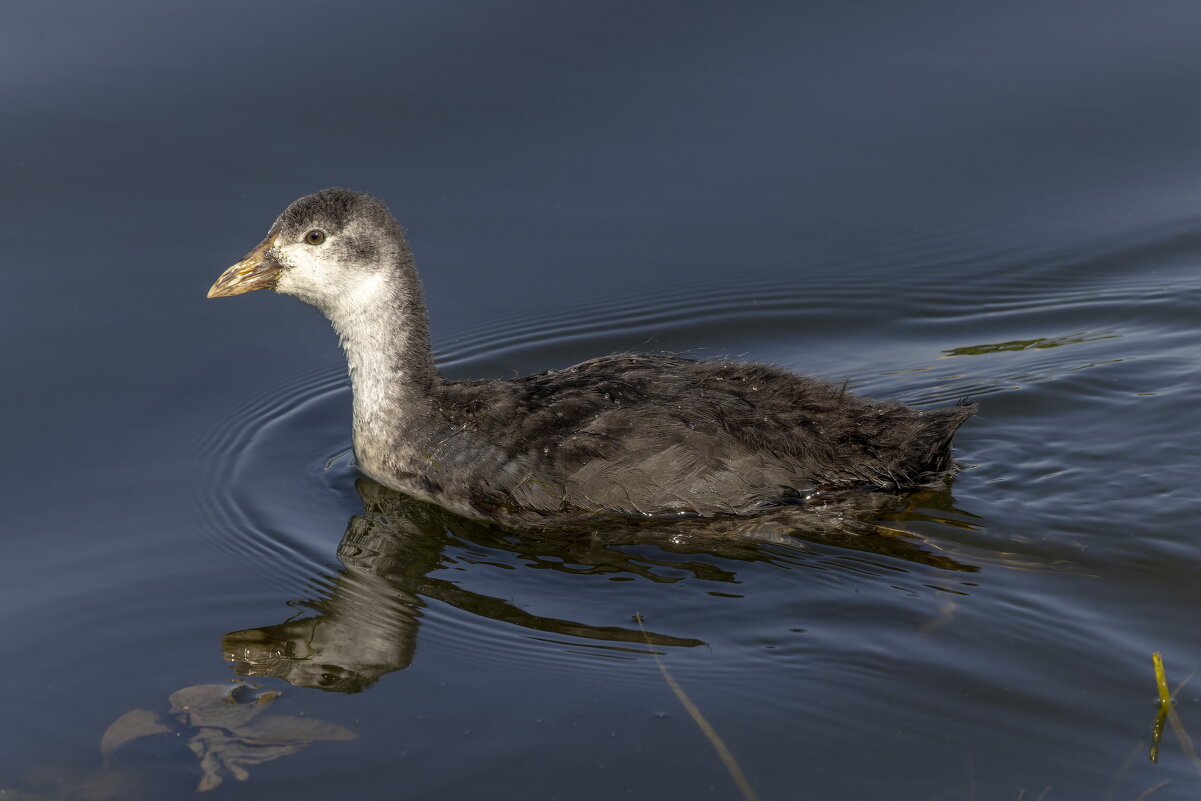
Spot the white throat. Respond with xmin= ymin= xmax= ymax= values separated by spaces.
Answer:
xmin=272 ymin=230 xmax=438 ymax=475
xmin=327 ymin=273 xmax=414 ymax=438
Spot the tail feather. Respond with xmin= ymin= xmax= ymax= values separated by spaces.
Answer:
xmin=915 ymin=398 xmax=976 ymax=475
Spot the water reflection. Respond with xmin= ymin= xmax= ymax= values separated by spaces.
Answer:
xmin=225 ymin=480 xmax=979 ymax=693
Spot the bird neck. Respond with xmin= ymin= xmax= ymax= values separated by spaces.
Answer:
xmin=325 ymin=256 xmax=441 ymax=456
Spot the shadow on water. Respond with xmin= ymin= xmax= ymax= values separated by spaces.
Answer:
xmin=223 ymin=478 xmax=981 ymax=694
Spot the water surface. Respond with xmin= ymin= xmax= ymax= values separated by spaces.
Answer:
xmin=4 ymin=1 xmax=1201 ymax=799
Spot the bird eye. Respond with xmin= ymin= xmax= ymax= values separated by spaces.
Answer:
xmin=305 ymin=229 xmax=326 ymax=245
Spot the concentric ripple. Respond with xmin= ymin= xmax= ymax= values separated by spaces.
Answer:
xmin=189 ymin=362 xmax=354 ymax=592
xmin=189 ymin=219 xmax=1200 ymax=665
xmin=186 ymin=270 xmax=976 ymax=585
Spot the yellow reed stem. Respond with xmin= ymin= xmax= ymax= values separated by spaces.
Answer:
xmin=635 ymin=613 xmax=760 ymax=801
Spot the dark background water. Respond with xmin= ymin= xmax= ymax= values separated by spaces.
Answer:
xmin=5 ymin=1 xmax=1201 ymax=798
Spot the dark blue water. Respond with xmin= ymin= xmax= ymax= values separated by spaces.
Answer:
xmin=5 ymin=1 xmax=1201 ymax=798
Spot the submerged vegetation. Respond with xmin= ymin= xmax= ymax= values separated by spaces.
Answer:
xmin=941 ymin=331 xmax=1119 ymax=358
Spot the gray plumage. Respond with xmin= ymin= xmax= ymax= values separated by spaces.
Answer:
xmin=216 ymin=188 xmax=975 ymax=528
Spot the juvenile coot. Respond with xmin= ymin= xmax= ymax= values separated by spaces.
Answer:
xmin=208 ymin=188 xmax=974 ymax=526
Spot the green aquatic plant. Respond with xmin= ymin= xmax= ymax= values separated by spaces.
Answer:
xmin=1148 ymin=652 xmax=1201 ymax=778
xmin=1152 ymin=652 xmax=1171 ymax=705
xmin=941 ymin=331 xmax=1118 ymax=358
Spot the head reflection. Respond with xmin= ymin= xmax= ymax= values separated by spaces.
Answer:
xmin=224 ymin=480 xmax=977 ymax=693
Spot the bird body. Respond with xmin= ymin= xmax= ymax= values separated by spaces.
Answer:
xmin=209 ymin=189 xmax=973 ymax=526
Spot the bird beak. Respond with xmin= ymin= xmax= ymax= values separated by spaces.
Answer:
xmin=207 ymin=233 xmax=283 ymax=298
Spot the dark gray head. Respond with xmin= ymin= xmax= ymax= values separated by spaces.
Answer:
xmin=208 ymin=188 xmax=411 ymax=316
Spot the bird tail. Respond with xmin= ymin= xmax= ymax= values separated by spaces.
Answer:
xmin=917 ymin=398 xmax=976 ymax=475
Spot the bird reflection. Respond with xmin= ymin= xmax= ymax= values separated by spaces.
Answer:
xmin=225 ymin=479 xmax=978 ymax=693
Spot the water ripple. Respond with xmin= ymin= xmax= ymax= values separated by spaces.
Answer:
xmin=189 ymin=220 xmax=1199 ymax=604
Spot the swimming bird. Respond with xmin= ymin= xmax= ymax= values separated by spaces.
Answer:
xmin=208 ymin=188 xmax=974 ymax=526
